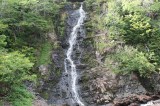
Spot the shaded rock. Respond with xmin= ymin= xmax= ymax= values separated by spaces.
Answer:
xmin=61 ymin=42 xmax=69 ymax=49
xmin=139 ymin=72 xmax=160 ymax=93
xmin=113 ymin=95 xmax=151 ymax=106
xmin=52 ymin=53 xmax=62 ymax=68
xmin=33 ymin=98 xmax=49 ymax=106
xmin=81 ymin=66 xmax=160 ymax=105
xmin=2 ymin=101 xmax=11 ymax=106
xmin=76 ymin=64 xmax=88 ymax=69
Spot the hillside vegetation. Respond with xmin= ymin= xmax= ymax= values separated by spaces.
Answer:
xmin=0 ymin=0 xmax=160 ymax=105
xmin=0 ymin=0 xmax=66 ymax=105
xmin=85 ymin=0 xmax=160 ymax=76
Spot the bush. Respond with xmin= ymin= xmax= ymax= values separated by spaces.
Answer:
xmin=9 ymin=86 xmax=34 ymax=106
xmin=105 ymin=46 xmax=155 ymax=77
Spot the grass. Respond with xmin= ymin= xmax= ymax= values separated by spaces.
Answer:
xmin=0 ymin=100 xmax=3 ymax=106
xmin=37 ymin=41 xmax=53 ymax=65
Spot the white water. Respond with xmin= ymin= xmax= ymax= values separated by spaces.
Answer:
xmin=141 ymin=100 xmax=160 ymax=106
xmin=64 ymin=4 xmax=86 ymax=106
xmin=141 ymin=101 xmax=153 ymax=106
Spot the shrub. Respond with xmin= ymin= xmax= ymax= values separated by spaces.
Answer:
xmin=9 ymin=86 xmax=34 ymax=106
xmin=105 ymin=46 xmax=155 ymax=77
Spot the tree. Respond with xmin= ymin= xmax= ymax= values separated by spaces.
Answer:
xmin=123 ymin=13 xmax=154 ymax=44
xmin=0 ymin=35 xmax=35 ymax=106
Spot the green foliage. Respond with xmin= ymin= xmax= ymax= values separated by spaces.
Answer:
xmin=85 ymin=0 xmax=108 ymax=36
xmin=9 ymin=86 xmax=34 ymax=106
xmin=54 ymin=12 xmax=67 ymax=38
xmin=103 ymin=0 xmax=160 ymax=69
xmin=37 ymin=41 xmax=52 ymax=65
xmin=149 ymin=2 xmax=160 ymax=12
xmin=0 ymin=36 xmax=35 ymax=105
xmin=0 ymin=51 xmax=36 ymax=97
xmin=0 ymin=0 xmax=66 ymax=105
xmin=0 ymin=35 xmax=7 ymax=49
xmin=105 ymin=0 xmax=125 ymax=39
xmin=0 ymin=0 xmax=62 ymax=49
xmin=18 ymin=12 xmax=52 ymax=33
xmin=20 ymin=46 xmax=36 ymax=63
xmin=121 ymin=0 xmax=145 ymax=13
xmin=123 ymin=13 xmax=154 ymax=44
xmin=0 ymin=52 xmax=35 ymax=84
xmin=0 ymin=2 xmax=64 ymax=105
xmin=105 ymin=46 xmax=155 ymax=77
xmin=0 ymin=21 xmax=8 ymax=33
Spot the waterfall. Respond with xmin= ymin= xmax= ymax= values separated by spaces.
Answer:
xmin=64 ymin=3 xmax=86 ymax=106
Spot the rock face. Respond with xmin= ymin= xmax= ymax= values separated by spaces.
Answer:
xmin=33 ymin=98 xmax=49 ymax=106
xmin=81 ymin=66 xmax=160 ymax=106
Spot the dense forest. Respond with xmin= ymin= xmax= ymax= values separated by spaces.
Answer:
xmin=0 ymin=0 xmax=160 ymax=106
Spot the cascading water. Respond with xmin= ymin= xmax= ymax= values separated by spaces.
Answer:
xmin=48 ymin=3 xmax=86 ymax=106
xmin=63 ymin=4 xmax=86 ymax=106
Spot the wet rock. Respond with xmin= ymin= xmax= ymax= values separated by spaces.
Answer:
xmin=61 ymin=42 xmax=69 ymax=49
xmin=103 ymin=103 xmax=114 ymax=106
xmin=129 ymin=103 xmax=139 ymax=106
xmin=52 ymin=53 xmax=62 ymax=68
xmin=153 ymin=99 xmax=160 ymax=104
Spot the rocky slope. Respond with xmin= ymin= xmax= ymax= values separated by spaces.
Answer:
xmin=80 ymin=65 xmax=160 ymax=106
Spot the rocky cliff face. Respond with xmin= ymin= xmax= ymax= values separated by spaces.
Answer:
xmin=81 ymin=66 xmax=160 ymax=106
xmin=35 ymin=1 xmax=160 ymax=106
